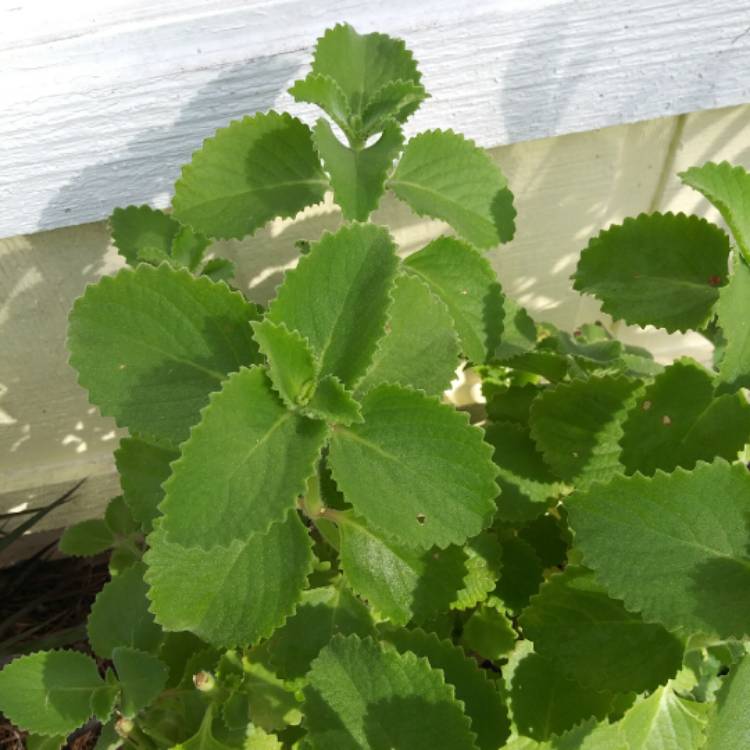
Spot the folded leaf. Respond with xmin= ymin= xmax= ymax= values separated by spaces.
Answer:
xmin=391 ymin=130 xmax=516 ymax=248
xmin=573 ymin=212 xmax=730 ymax=332
xmin=68 ymin=263 xmax=260 ymax=444
xmin=289 ymin=74 xmax=353 ymax=138
xmin=110 ymin=205 xmax=180 ymax=266
xmin=158 ymin=367 xmax=327 ymax=547
xmin=304 ymin=634 xmax=478 ymax=750
xmin=268 ymin=223 xmax=398 ymax=386
xmin=567 ymin=460 xmax=750 ymax=637
xmin=172 ymin=112 xmax=327 ymax=239
xmin=329 ymin=384 xmax=498 ymax=549
xmin=301 ymin=375 xmax=363 ymax=426
xmin=145 ymin=511 xmax=313 ymax=647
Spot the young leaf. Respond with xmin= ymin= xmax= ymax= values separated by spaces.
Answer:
xmin=510 ymin=652 xmax=614 ymax=741
xmin=88 ymin=562 xmax=162 ymax=659
xmin=520 ymin=567 xmax=683 ymax=695
xmin=58 ymin=518 xmax=114 ymax=557
xmin=680 ymin=161 xmax=750 ymax=264
xmin=159 ymin=367 xmax=327 ymax=547
xmin=618 ymin=685 xmax=709 ymax=750
xmin=172 ymin=112 xmax=327 ymax=239
xmin=171 ymin=225 xmax=210 ymax=270
xmin=268 ymin=223 xmax=398 ymax=386
xmin=112 ymin=646 xmax=168 ymax=718
xmin=619 ymin=358 xmax=750 ymax=475
xmin=289 ymin=74 xmax=353 ymax=139
xmin=360 ymin=79 xmax=426 ymax=135
xmin=251 ymin=319 xmax=319 ymax=408
xmin=246 ymin=727 xmax=283 ymax=750
xmin=68 ymin=263 xmax=260 ymax=444
xmin=715 ymin=256 xmax=750 ymax=393
xmin=313 ymin=118 xmax=403 ymax=220
xmin=0 ymin=650 xmax=103 ymax=736
xmin=301 ymin=375 xmax=363 ymax=426
xmin=115 ymin=436 xmax=179 ymax=532
xmin=104 ymin=494 xmax=139 ymax=536
xmin=567 ymin=460 xmax=750 ymax=637
xmin=573 ymin=213 xmax=730 ymax=332
xmin=338 ymin=513 xmax=467 ymax=625
xmin=357 ymin=273 xmax=461 ymax=396
xmin=110 ymin=205 xmax=180 ymax=266
xmin=264 ymin=584 xmax=374 ymax=680
xmin=328 ymin=384 xmax=498 ymax=550
xmin=304 ymin=634 xmax=478 ymax=750
xmin=390 ymin=130 xmax=516 ymax=248
xmin=145 ymin=511 xmax=313 ymax=647
xmin=529 ymin=375 xmax=641 ymax=488
xmin=200 ymin=256 xmax=235 ymax=282
xmin=382 ymin=627 xmax=511 ymax=750
xmin=703 ymin=654 xmax=750 ymax=749
xmin=403 ymin=236 xmax=505 ymax=363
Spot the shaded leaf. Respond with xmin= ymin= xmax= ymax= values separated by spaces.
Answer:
xmin=59 ymin=519 xmax=114 ymax=557
xmin=110 ymin=205 xmax=180 ymax=266
xmin=113 ymin=646 xmax=168 ymax=718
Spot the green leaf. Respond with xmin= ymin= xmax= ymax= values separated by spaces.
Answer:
xmin=265 ymin=583 xmax=374 ymax=680
xmin=338 ymin=513 xmax=467 ymax=625
xmin=704 ymin=654 xmax=750 ymax=749
xmin=485 ymin=421 xmax=565 ymax=523
xmin=172 ymin=112 xmax=326 ymax=239
xmin=68 ymin=263 xmax=260 ymax=444
xmin=200 ymin=257 xmax=235 ymax=282
xmin=158 ymin=631 xmax=208 ymax=689
xmin=115 ymin=436 xmax=179 ymax=532
xmin=715 ymin=256 xmax=750 ymax=392
xmin=26 ymin=735 xmax=66 ymax=750
xmin=314 ymin=118 xmax=403 ymax=220
xmin=90 ymin=677 xmax=119 ymax=723
xmin=158 ymin=366 xmax=327 ymax=547
xmin=88 ymin=562 xmax=162 ymax=659
xmin=390 ymin=130 xmax=516 ymax=248
xmin=461 ymin=601 xmax=517 ymax=661
xmin=246 ymin=727 xmax=283 ymax=750
xmin=680 ymin=161 xmax=750 ymax=264
xmin=173 ymin=706 xmax=235 ymax=750
xmin=357 ymin=272 xmax=461 ymax=396
xmin=403 ymin=237 xmax=505 ymax=362
xmin=619 ymin=686 xmax=709 ymax=750
xmin=112 ymin=646 xmax=168 ymax=718
xmin=567 ymin=459 xmax=750 ymax=637
xmin=242 ymin=660 xmax=303 ymax=732
xmin=171 ymin=225 xmax=210 ymax=270
xmin=58 ymin=518 xmax=114 ymax=556
xmin=145 ymin=511 xmax=313 ymax=647
xmin=619 ymin=358 xmax=750 ymax=475
xmin=110 ymin=205 xmax=180 ymax=265
xmin=268 ymin=223 xmax=398 ymax=386
xmin=289 ymin=74 xmax=353 ymax=139
xmin=518 ymin=514 xmax=569 ymax=569
xmin=329 ymin=384 xmax=498 ymax=549
xmin=452 ymin=532 xmax=504 ymax=611
xmin=360 ymin=79 xmax=426 ymax=135
xmin=529 ymin=375 xmax=641 ymax=488
xmin=382 ymin=627 xmax=510 ymax=750
xmin=573 ymin=212 xmax=730 ymax=332
xmin=251 ymin=319 xmax=319 ymax=408
xmin=510 ymin=652 xmax=614 ymax=741
xmin=520 ymin=567 xmax=683 ymax=694
xmin=494 ymin=535 xmax=544 ymax=613
xmin=304 ymin=634 xmax=478 ymax=750
xmin=0 ymin=650 xmax=103 ymax=736
xmin=93 ymin=720 xmax=121 ymax=750
xmin=104 ymin=494 xmax=139 ymax=536
xmin=301 ymin=375 xmax=363 ymax=426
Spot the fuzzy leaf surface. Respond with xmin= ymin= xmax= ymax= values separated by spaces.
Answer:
xmin=680 ymin=161 xmax=750 ymax=263
xmin=452 ymin=532 xmax=504 ymax=611
xmin=87 ymin=562 xmax=162 ymax=659
xmin=530 ymin=375 xmax=640 ymax=487
xmin=301 ymin=375 xmax=363 ymax=426
xmin=0 ymin=651 xmax=103 ymax=736
xmin=382 ymin=628 xmax=510 ymax=750
xmin=619 ymin=359 xmax=750 ymax=475
xmin=329 ymin=384 xmax=498 ymax=549
xmin=58 ymin=519 xmax=114 ymax=556
xmin=520 ymin=567 xmax=683 ymax=694
xmin=289 ymin=74 xmax=353 ymax=137
xmin=357 ymin=273 xmax=461 ymax=396
xmin=314 ymin=118 xmax=403 ymax=220
xmin=715 ymin=256 xmax=750 ymax=392
xmin=115 ymin=436 xmax=179 ymax=532
xmin=158 ymin=367 xmax=327 ymax=547
xmin=268 ymin=223 xmax=398 ymax=386
xmin=145 ymin=511 xmax=313 ymax=647
xmin=573 ymin=213 xmax=730 ymax=332
xmin=68 ymin=264 xmax=260 ymax=444
xmin=704 ymin=654 xmax=750 ymax=749
xmin=391 ymin=130 xmax=516 ymax=248
xmin=461 ymin=602 xmax=517 ymax=661
xmin=110 ymin=205 xmax=180 ymax=265
xmin=172 ymin=112 xmax=326 ymax=239
xmin=403 ymin=236 xmax=505 ymax=362
xmin=112 ymin=646 xmax=168 ymax=718
xmin=304 ymin=634 xmax=478 ymax=750
xmin=567 ymin=460 xmax=750 ymax=637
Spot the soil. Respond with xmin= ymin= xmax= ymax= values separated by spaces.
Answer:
xmin=0 ymin=546 xmax=111 ymax=749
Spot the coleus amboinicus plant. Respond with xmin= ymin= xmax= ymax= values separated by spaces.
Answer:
xmin=0 ymin=22 xmax=749 ymax=750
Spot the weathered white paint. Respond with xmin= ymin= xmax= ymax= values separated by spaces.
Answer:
xmin=3 ymin=104 xmax=748 ymax=530
xmin=2 ymin=0 xmax=750 ymax=238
